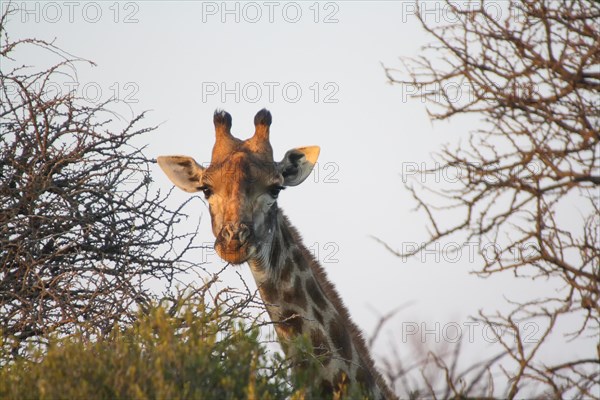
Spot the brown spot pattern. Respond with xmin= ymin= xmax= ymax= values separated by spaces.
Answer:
xmin=306 ymin=278 xmax=327 ymax=310
xmin=280 ymin=225 xmax=294 ymax=249
xmin=310 ymin=329 xmax=331 ymax=365
xmin=259 ymin=280 xmax=279 ymax=304
xmin=283 ymin=276 xmax=307 ymax=310
xmin=292 ymin=249 xmax=307 ymax=271
xmin=278 ymin=309 xmax=304 ymax=337
xmin=330 ymin=318 xmax=353 ymax=361
xmin=280 ymin=257 xmax=294 ymax=282
xmin=312 ymin=306 xmax=324 ymax=325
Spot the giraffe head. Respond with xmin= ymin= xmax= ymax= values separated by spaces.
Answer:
xmin=157 ymin=109 xmax=320 ymax=264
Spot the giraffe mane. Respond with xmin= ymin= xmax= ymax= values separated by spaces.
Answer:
xmin=281 ymin=214 xmax=396 ymax=399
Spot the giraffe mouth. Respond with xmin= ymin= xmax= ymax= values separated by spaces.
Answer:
xmin=215 ymin=240 xmax=252 ymax=265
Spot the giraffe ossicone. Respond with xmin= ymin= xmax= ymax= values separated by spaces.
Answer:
xmin=157 ymin=109 xmax=396 ymax=399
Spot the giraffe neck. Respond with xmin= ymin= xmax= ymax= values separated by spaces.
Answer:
xmin=247 ymin=209 xmax=394 ymax=399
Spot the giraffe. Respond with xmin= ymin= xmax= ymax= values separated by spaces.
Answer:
xmin=157 ymin=109 xmax=396 ymax=399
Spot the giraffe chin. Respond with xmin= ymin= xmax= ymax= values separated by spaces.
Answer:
xmin=215 ymin=242 xmax=252 ymax=265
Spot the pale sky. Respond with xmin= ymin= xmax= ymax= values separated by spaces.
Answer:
xmin=4 ymin=1 xmax=594 ymax=393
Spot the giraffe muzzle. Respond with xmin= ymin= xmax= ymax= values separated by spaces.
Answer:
xmin=215 ymin=222 xmax=253 ymax=264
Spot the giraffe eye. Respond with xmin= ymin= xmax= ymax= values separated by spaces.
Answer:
xmin=268 ymin=185 xmax=285 ymax=199
xmin=200 ymin=186 xmax=213 ymax=199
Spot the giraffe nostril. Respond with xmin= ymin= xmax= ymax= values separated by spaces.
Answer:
xmin=220 ymin=223 xmax=251 ymax=246
xmin=238 ymin=224 xmax=251 ymax=244
xmin=221 ymin=224 xmax=235 ymax=243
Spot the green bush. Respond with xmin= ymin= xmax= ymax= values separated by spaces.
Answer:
xmin=0 ymin=295 xmax=304 ymax=400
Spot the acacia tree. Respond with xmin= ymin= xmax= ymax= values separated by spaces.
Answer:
xmin=0 ymin=12 xmax=200 ymax=359
xmin=383 ymin=1 xmax=599 ymax=398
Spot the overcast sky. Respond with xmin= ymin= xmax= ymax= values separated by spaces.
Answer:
xmin=4 ymin=0 xmax=593 ymax=381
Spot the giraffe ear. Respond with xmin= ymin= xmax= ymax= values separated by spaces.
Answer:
xmin=278 ymin=146 xmax=320 ymax=187
xmin=157 ymin=155 xmax=205 ymax=193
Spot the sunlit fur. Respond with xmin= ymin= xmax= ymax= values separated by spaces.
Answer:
xmin=201 ymin=150 xmax=282 ymax=264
